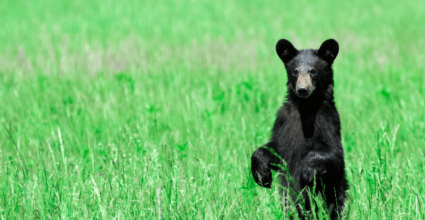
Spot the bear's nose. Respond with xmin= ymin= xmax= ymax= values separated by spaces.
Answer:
xmin=297 ymin=85 xmax=309 ymax=96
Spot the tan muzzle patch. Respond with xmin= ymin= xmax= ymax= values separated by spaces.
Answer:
xmin=296 ymin=72 xmax=314 ymax=97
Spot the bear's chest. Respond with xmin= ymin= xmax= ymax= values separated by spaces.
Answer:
xmin=277 ymin=109 xmax=337 ymax=153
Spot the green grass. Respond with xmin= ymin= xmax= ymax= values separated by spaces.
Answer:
xmin=1 ymin=0 xmax=425 ymax=219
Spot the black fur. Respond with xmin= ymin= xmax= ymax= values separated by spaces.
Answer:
xmin=251 ymin=39 xmax=348 ymax=219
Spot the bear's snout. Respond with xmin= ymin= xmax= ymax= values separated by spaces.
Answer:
xmin=296 ymin=73 xmax=314 ymax=98
xmin=297 ymin=84 xmax=309 ymax=97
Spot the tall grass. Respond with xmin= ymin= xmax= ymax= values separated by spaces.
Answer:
xmin=1 ymin=0 xmax=425 ymax=219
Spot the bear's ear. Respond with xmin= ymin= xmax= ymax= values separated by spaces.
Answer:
xmin=276 ymin=39 xmax=298 ymax=63
xmin=318 ymin=39 xmax=339 ymax=64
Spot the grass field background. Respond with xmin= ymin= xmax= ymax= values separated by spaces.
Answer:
xmin=1 ymin=0 xmax=425 ymax=219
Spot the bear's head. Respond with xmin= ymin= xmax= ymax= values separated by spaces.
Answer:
xmin=276 ymin=39 xmax=339 ymax=99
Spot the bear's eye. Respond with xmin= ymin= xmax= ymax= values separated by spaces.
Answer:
xmin=293 ymin=70 xmax=299 ymax=76
xmin=310 ymin=69 xmax=317 ymax=76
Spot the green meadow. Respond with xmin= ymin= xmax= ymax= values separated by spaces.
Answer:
xmin=1 ymin=0 xmax=425 ymax=219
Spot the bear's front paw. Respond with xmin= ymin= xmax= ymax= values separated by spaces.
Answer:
xmin=251 ymin=147 xmax=275 ymax=188
xmin=253 ymin=168 xmax=273 ymax=188
xmin=301 ymin=166 xmax=326 ymax=185
xmin=301 ymin=167 xmax=315 ymax=184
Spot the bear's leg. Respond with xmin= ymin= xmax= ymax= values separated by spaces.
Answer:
xmin=281 ymin=187 xmax=296 ymax=220
xmin=294 ymin=187 xmax=311 ymax=220
xmin=279 ymin=174 xmax=299 ymax=220
xmin=328 ymin=182 xmax=347 ymax=220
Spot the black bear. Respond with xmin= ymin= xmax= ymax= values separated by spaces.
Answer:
xmin=251 ymin=39 xmax=348 ymax=219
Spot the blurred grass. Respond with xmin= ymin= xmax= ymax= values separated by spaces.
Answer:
xmin=1 ymin=0 xmax=425 ymax=219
